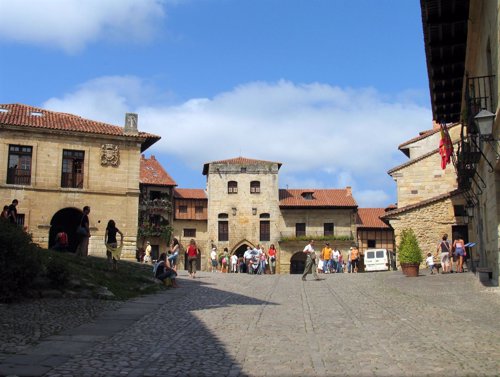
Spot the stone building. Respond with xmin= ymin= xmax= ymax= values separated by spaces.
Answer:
xmin=169 ymin=156 xmax=359 ymax=273
xmin=420 ymin=0 xmax=499 ymax=284
xmin=138 ymin=155 xmax=177 ymax=260
xmin=173 ymin=188 xmax=208 ymax=270
xmin=382 ymin=123 xmax=469 ymax=264
xmin=0 ymin=103 xmax=159 ymax=259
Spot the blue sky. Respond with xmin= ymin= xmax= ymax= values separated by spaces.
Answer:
xmin=0 ymin=0 xmax=432 ymax=207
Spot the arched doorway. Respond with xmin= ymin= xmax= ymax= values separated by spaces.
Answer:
xmin=49 ymin=207 xmax=83 ymax=253
xmin=289 ymin=251 xmax=306 ymax=274
xmin=233 ymin=243 xmax=252 ymax=258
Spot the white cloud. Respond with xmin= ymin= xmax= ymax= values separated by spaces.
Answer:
xmin=42 ymin=75 xmax=432 ymax=207
xmin=0 ymin=0 xmax=165 ymax=53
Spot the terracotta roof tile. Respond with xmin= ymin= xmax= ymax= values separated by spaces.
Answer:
xmin=203 ymin=156 xmax=282 ymax=175
xmin=279 ymin=188 xmax=357 ymax=208
xmin=140 ymin=155 xmax=176 ymax=186
xmin=356 ymin=208 xmax=391 ymax=229
xmin=174 ymin=188 xmax=207 ymax=199
xmin=0 ymin=103 xmax=160 ymax=151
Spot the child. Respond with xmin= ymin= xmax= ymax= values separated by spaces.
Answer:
xmin=426 ymin=252 xmax=437 ymax=275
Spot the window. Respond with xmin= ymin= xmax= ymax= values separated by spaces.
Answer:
xmin=218 ymin=221 xmax=228 ymax=241
xmin=150 ymin=191 xmax=161 ymax=200
xmin=324 ymin=223 xmax=334 ymax=236
xmin=7 ymin=145 xmax=32 ymax=185
xmin=301 ymin=192 xmax=314 ymax=200
xmin=15 ymin=213 xmax=25 ymax=227
xmin=250 ymin=181 xmax=260 ymax=193
xmin=61 ymin=150 xmax=84 ymax=188
xmin=241 ymin=167 xmax=247 ymax=173
xmin=368 ymin=240 xmax=376 ymax=248
xmin=184 ymin=228 xmax=196 ymax=237
xmin=228 ymin=181 xmax=238 ymax=194
xmin=195 ymin=205 xmax=204 ymax=214
xmin=295 ymin=223 xmax=306 ymax=237
xmin=376 ymin=250 xmax=384 ymax=258
xmin=179 ymin=205 xmax=188 ymax=214
xmin=260 ymin=220 xmax=270 ymax=241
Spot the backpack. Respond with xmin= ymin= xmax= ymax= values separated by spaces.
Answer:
xmin=153 ymin=260 xmax=164 ymax=277
xmin=58 ymin=232 xmax=68 ymax=246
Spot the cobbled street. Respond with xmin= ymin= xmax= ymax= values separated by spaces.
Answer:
xmin=1 ymin=270 xmax=500 ymax=377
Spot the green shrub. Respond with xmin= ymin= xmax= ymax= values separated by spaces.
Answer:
xmin=0 ymin=219 xmax=42 ymax=302
xmin=46 ymin=257 xmax=70 ymax=288
xmin=398 ymin=228 xmax=423 ymax=264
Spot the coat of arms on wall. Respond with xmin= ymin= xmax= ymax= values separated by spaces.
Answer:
xmin=101 ymin=144 xmax=120 ymax=167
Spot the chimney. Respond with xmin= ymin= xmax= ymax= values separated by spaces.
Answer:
xmin=346 ymin=186 xmax=352 ymax=196
xmin=432 ymin=120 xmax=441 ymax=130
xmin=151 ymin=155 xmax=156 ymax=160
xmin=124 ymin=113 xmax=138 ymax=135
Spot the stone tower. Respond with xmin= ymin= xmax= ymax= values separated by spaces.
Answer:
xmin=202 ymin=157 xmax=282 ymax=254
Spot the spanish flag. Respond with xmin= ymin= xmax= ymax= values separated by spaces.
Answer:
xmin=439 ymin=123 xmax=453 ymax=169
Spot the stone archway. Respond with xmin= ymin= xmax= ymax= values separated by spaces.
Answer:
xmin=231 ymin=240 xmax=255 ymax=258
xmin=50 ymin=207 xmax=83 ymax=253
xmin=289 ymin=251 xmax=307 ymax=274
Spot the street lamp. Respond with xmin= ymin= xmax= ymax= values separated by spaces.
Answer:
xmin=474 ymin=109 xmax=496 ymax=139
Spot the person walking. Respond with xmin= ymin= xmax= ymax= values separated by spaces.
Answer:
xmin=302 ymin=240 xmax=320 ymax=281
xmin=347 ymin=247 xmax=352 ymax=273
xmin=453 ymin=234 xmax=466 ymax=273
xmin=186 ymin=239 xmax=199 ymax=278
xmin=268 ymin=244 xmax=277 ymax=274
xmin=75 ymin=206 xmax=91 ymax=257
xmin=105 ymin=219 xmax=123 ymax=271
xmin=436 ymin=233 xmax=451 ymax=273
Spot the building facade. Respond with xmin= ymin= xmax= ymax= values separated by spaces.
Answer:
xmin=0 ymin=103 xmax=159 ymax=259
xmin=420 ymin=0 xmax=499 ymax=284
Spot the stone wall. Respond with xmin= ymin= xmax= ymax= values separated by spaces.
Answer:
xmin=387 ymin=197 xmax=469 ymax=266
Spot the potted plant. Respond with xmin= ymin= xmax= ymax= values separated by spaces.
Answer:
xmin=398 ymin=228 xmax=423 ymax=277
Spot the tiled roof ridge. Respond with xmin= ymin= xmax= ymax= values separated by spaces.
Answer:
xmin=174 ymin=188 xmax=207 ymax=199
xmin=387 ymin=140 xmax=459 ymax=175
xmin=279 ymin=188 xmax=358 ymax=208
xmin=140 ymin=155 xmax=177 ymax=186
xmin=206 ymin=156 xmax=282 ymax=166
xmin=381 ymin=189 xmax=462 ymax=219
xmin=356 ymin=208 xmax=391 ymax=229
xmin=398 ymin=122 xmax=460 ymax=150
xmin=0 ymin=103 xmax=160 ymax=140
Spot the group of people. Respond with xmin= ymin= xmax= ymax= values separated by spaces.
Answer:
xmin=301 ymin=240 xmax=364 ymax=280
xmin=316 ymin=242 xmax=348 ymax=274
xmin=209 ymin=244 xmax=278 ymax=275
xmin=150 ymin=237 xmax=201 ymax=287
xmin=427 ymin=233 xmax=467 ymax=274
xmin=1 ymin=199 xmax=19 ymax=224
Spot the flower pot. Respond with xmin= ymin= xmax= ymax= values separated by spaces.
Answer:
xmin=401 ymin=262 xmax=419 ymax=277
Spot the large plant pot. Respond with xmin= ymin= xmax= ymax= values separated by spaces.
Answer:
xmin=401 ymin=262 xmax=419 ymax=277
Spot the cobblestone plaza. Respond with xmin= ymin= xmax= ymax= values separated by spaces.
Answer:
xmin=1 ymin=271 xmax=499 ymax=376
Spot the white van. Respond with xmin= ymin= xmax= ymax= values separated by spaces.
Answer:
xmin=363 ymin=249 xmax=390 ymax=272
